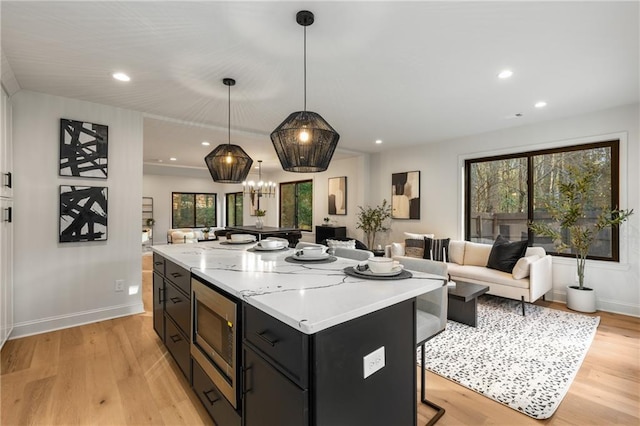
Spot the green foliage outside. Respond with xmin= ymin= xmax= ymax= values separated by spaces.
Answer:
xmin=528 ymin=162 xmax=633 ymax=289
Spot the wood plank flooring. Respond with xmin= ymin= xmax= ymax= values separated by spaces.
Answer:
xmin=1 ymin=254 xmax=638 ymax=425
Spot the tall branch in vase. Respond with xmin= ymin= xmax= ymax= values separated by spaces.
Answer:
xmin=356 ymin=199 xmax=392 ymax=249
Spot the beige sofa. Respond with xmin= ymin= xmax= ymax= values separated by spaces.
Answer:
xmin=387 ymin=240 xmax=552 ymax=314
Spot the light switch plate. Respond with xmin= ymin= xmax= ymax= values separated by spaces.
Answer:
xmin=363 ymin=346 xmax=385 ymax=379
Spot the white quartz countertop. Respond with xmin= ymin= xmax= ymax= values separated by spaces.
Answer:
xmin=152 ymin=241 xmax=445 ymax=334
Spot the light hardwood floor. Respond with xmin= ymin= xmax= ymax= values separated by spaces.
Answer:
xmin=2 ymin=254 xmax=638 ymax=425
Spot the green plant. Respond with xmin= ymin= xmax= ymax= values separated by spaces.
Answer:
xmin=323 ymin=217 xmax=330 ymax=223
xmin=146 ymin=218 xmax=155 ymax=226
xmin=528 ymin=162 xmax=633 ymax=289
xmin=202 ymin=227 xmax=210 ymax=233
xmin=356 ymin=199 xmax=392 ymax=249
xmin=255 ymin=209 xmax=266 ymax=217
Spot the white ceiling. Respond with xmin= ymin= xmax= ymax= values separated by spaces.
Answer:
xmin=2 ymin=1 xmax=638 ymax=173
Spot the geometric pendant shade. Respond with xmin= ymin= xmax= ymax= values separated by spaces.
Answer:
xmin=270 ymin=10 xmax=339 ymax=173
xmin=270 ymin=110 xmax=339 ymax=172
xmin=204 ymin=78 xmax=253 ymax=183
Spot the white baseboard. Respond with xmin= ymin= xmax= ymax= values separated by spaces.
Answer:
xmin=9 ymin=302 xmax=145 ymax=340
xmin=548 ymin=289 xmax=639 ymax=317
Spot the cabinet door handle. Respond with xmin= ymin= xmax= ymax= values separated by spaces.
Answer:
xmin=4 ymin=207 xmax=11 ymax=223
xmin=169 ymin=297 xmax=181 ymax=304
xmin=255 ymin=331 xmax=278 ymax=347
xmin=3 ymin=172 xmax=11 ymax=189
xmin=170 ymin=272 xmax=182 ymax=278
xmin=158 ymin=288 xmax=164 ymax=304
xmin=202 ymin=388 xmax=221 ymax=405
xmin=169 ymin=334 xmax=182 ymax=343
xmin=154 ymin=261 xmax=163 ymax=267
xmin=242 ymin=366 xmax=253 ymax=395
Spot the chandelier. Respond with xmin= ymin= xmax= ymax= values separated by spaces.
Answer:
xmin=204 ymin=78 xmax=253 ymax=183
xmin=243 ymin=160 xmax=276 ymax=198
xmin=270 ymin=10 xmax=340 ymax=173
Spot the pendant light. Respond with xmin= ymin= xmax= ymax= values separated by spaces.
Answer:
xmin=270 ymin=10 xmax=340 ymax=173
xmin=204 ymin=78 xmax=253 ymax=183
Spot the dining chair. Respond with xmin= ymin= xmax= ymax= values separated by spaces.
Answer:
xmin=395 ymin=257 xmax=448 ymax=426
xmin=332 ymin=247 xmax=374 ymax=261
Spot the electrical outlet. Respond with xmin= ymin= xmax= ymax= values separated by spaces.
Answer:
xmin=115 ymin=279 xmax=125 ymax=292
xmin=363 ymin=346 xmax=385 ymax=379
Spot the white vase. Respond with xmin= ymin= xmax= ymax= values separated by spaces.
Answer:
xmin=255 ymin=217 xmax=264 ymax=229
xmin=566 ymin=285 xmax=596 ymax=313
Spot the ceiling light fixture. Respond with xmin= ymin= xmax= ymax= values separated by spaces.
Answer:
xmin=497 ymin=69 xmax=513 ymax=79
xmin=201 ymin=141 xmax=210 ymax=146
xmin=243 ymin=160 xmax=276 ymax=199
xmin=534 ymin=101 xmax=547 ymax=108
xmin=204 ymin=78 xmax=253 ymax=183
xmin=270 ymin=10 xmax=340 ymax=173
xmin=112 ymin=72 xmax=130 ymax=82
xmin=375 ymin=139 xmax=383 ymax=144
xmin=169 ymin=157 xmax=177 ymax=161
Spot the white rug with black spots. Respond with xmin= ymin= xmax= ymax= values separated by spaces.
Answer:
xmin=417 ymin=295 xmax=600 ymax=419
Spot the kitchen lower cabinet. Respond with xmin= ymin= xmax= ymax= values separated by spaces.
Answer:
xmin=152 ymin=272 xmax=164 ymax=340
xmin=242 ymin=300 xmax=416 ymax=426
xmin=152 ymin=253 xmax=191 ymax=381
xmin=192 ymin=358 xmax=242 ymax=426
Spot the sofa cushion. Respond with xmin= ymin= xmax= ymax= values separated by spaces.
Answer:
xmin=512 ymin=254 xmax=541 ymax=280
xmin=448 ymin=241 xmax=465 ymax=264
xmin=424 ymin=237 xmax=450 ymax=262
xmin=486 ymin=235 xmax=528 ymax=273
xmin=463 ymin=242 xmax=493 ymax=266
xmin=447 ymin=264 xmax=530 ymax=289
xmin=525 ymin=246 xmax=546 ymax=258
xmin=404 ymin=238 xmax=425 ymax=258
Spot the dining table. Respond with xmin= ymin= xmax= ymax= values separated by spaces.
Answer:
xmin=225 ymin=225 xmax=301 ymax=242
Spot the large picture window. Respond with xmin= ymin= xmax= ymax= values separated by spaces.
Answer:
xmin=279 ymin=180 xmax=313 ymax=231
xmin=226 ymin=192 xmax=243 ymax=226
xmin=172 ymin=192 xmax=216 ymax=228
xmin=465 ymin=140 xmax=620 ymax=261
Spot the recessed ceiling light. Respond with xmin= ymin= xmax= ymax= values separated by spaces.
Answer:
xmin=169 ymin=157 xmax=177 ymax=161
xmin=497 ymin=69 xmax=513 ymax=79
xmin=157 ymin=159 xmax=163 ymax=163
xmin=112 ymin=72 xmax=130 ymax=82
xmin=375 ymin=139 xmax=383 ymax=144
xmin=534 ymin=101 xmax=547 ymax=108
xmin=201 ymin=141 xmax=210 ymax=146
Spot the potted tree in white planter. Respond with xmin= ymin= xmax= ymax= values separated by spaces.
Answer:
xmin=356 ymin=199 xmax=392 ymax=250
xmin=529 ymin=162 xmax=633 ymax=312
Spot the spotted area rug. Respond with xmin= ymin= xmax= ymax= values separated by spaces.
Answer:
xmin=417 ymin=295 xmax=600 ymax=419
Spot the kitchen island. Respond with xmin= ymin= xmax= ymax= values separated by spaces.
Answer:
xmin=152 ymin=241 xmax=445 ymax=426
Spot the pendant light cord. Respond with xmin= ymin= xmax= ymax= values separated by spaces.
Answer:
xmin=227 ymin=83 xmax=231 ymax=146
xmin=303 ymin=25 xmax=307 ymax=112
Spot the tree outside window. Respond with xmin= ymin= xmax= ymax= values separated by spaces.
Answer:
xmin=279 ymin=180 xmax=312 ymax=230
xmin=172 ymin=192 xmax=216 ymax=228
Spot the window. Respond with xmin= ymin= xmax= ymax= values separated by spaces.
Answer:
xmin=226 ymin=192 xmax=243 ymax=226
xmin=279 ymin=180 xmax=313 ymax=231
xmin=465 ymin=140 xmax=620 ymax=261
xmin=172 ymin=192 xmax=216 ymax=228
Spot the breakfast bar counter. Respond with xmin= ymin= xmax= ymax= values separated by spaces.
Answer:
xmin=151 ymin=240 xmax=446 ymax=426
xmin=152 ymin=240 xmax=444 ymax=334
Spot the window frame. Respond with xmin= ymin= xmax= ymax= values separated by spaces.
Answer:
xmin=225 ymin=192 xmax=243 ymax=227
xmin=171 ymin=192 xmax=217 ymax=229
xmin=279 ymin=179 xmax=313 ymax=231
xmin=464 ymin=139 xmax=621 ymax=261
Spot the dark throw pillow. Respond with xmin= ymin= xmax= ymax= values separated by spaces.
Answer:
xmin=486 ymin=235 xmax=528 ymax=273
xmin=424 ymin=237 xmax=450 ymax=262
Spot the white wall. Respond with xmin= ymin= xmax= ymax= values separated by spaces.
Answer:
xmin=371 ymin=103 xmax=640 ymax=316
xmin=11 ymin=90 xmax=144 ymax=338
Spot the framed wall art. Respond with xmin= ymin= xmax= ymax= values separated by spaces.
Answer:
xmin=391 ymin=171 xmax=420 ymax=219
xmin=59 ymin=185 xmax=108 ymax=242
xmin=328 ymin=176 xmax=347 ymax=215
xmin=59 ymin=118 xmax=108 ymax=178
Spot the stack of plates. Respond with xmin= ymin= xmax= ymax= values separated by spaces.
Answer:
xmin=352 ymin=266 xmax=404 ymax=277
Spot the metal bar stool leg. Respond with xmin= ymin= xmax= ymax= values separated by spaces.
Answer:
xmin=420 ymin=343 xmax=445 ymax=426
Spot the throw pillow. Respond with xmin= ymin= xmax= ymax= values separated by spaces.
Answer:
xmin=448 ymin=241 xmax=465 ymax=264
xmin=423 ymin=237 xmax=450 ymax=262
xmin=404 ymin=238 xmax=424 ymax=258
xmin=404 ymin=232 xmax=435 ymax=240
xmin=486 ymin=235 xmax=529 ymax=273
xmin=326 ymin=239 xmax=356 ymax=249
xmin=512 ymin=254 xmax=540 ymax=280
xmin=390 ymin=242 xmax=405 ymax=257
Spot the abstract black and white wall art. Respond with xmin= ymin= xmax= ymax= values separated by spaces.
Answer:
xmin=59 ymin=185 xmax=108 ymax=242
xmin=328 ymin=176 xmax=347 ymax=215
xmin=391 ymin=171 xmax=420 ymax=219
xmin=59 ymin=118 xmax=108 ymax=178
